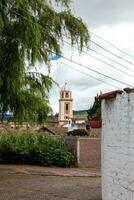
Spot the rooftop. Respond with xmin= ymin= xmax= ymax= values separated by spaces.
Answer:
xmin=96 ymin=88 xmax=134 ymax=100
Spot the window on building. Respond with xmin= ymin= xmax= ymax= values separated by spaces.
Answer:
xmin=61 ymin=92 xmax=64 ymax=98
xmin=65 ymin=92 xmax=69 ymax=98
xmin=65 ymin=103 xmax=69 ymax=114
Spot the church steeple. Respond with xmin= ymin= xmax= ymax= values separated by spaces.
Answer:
xmin=59 ymin=83 xmax=73 ymax=125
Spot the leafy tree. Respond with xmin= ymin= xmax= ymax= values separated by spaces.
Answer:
xmin=0 ymin=0 xmax=89 ymax=122
xmin=87 ymin=98 xmax=101 ymax=120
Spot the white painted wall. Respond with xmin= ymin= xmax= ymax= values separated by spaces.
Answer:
xmin=102 ymin=91 xmax=134 ymax=200
xmin=59 ymin=101 xmax=65 ymax=121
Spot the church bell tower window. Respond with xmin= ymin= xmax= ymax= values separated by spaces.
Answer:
xmin=65 ymin=103 xmax=69 ymax=114
xmin=65 ymin=92 xmax=69 ymax=98
xmin=62 ymin=92 xmax=64 ymax=98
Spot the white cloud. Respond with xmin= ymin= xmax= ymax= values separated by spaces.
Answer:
xmin=48 ymin=2 xmax=134 ymax=113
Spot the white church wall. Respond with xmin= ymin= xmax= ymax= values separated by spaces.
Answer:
xmin=102 ymin=90 xmax=134 ymax=200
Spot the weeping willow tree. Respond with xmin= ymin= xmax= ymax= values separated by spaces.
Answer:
xmin=0 ymin=0 xmax=90 ymax=122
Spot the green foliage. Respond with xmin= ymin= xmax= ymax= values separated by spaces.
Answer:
xmin=0 ymin=0 xmax=90 ymax=122
xmin=67 ymin=129 xmax=89 ymax=137
xmin=0 ymin=131 xmax=75 ymax=167
xmin=0 ymin=14 xmax=3 ymax=31
xmin=87 ymin=98 xmax=101 ymax=120
xmin=73 ymin=110 xmax=88 ymax=117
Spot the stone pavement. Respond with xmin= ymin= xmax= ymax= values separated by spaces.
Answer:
xmin=0 ymin=164 xmax=101 ymax=177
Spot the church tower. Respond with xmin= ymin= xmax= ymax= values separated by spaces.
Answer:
xmin=59 ymin=83 xmax=73 ymax=126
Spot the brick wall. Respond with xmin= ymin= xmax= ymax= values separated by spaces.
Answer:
xmin=79 ymin=138 xmax=101 ymax=168
xmin=64 ymin=136 xmax=77 ymax=156
xmin=65 ymin=137 xmax=101 ymax=168
xmin=102 ymin=91 xmax=134 ymax=200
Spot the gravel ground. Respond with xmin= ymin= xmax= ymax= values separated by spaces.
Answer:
xmin=0 ymin=173 xmax=101 ymax=200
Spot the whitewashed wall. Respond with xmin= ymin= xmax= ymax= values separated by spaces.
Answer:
xmin=102 ymin=91 xmax=134 ymax=200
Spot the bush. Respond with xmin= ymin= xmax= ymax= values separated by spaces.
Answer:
xmin=67 ymin=129 xmax=89 ymax=137
xmin=87 ymin=98 xmax=101 ymax=120
xmin=0 ymin=132 xmax=75 ymax=167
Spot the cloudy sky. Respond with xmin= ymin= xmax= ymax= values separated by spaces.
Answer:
xmin=49 ymin=0 xmax=134 ymax=113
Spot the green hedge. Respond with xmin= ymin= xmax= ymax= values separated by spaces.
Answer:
xmin=67 ymin=129 xmax=89 ymax=136
xmin=0 ymin=132 xmax=75 ymax=167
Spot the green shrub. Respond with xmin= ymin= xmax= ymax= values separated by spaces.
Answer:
xmin=87 ymin=98 xmax=101 ymax=120
xmin=0 ymin=132 xmax=75 ymax=167
xmin=67 ymin=129 xmax=89 ymax=137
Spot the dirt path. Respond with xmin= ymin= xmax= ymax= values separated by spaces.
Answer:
xmin=0 ymin=173 xmax=101 ymax=200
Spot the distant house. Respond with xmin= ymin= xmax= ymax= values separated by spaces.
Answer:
xmin=0 ymin=113 xmax=13 ymax=120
